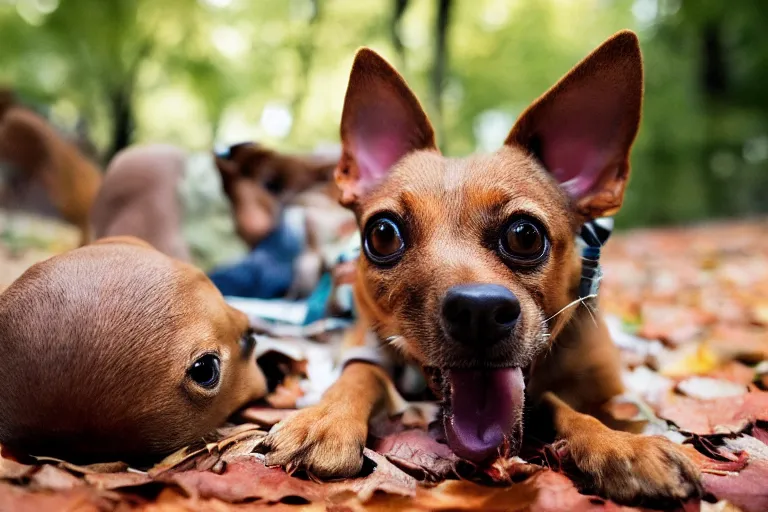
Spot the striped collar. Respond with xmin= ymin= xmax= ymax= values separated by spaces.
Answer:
xmin=576 ymin=217 xmax=614 ymax=300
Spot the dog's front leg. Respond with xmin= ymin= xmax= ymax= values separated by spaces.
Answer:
xmin=541 ymin=389 xmax=702 ymax=506
xmin=263 ymin=360 xmax=392 ymax=478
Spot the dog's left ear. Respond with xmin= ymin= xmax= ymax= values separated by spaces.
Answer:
xmin=506 ymin=30 xmax=643 ymax=219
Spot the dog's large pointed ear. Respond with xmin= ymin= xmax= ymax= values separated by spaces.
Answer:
xmin=335 ymin=48 xmax=437 ymax=207
xmin=506 ymin=30 xmax=643 ymax=220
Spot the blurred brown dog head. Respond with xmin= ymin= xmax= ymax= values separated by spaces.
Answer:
xmin=336 ymin=32 xmax=643 ymax=461
xmin=0 ymin=237 xmax=267 ymax=461
xmin=215 ymin=142 xmax=338 ymax=248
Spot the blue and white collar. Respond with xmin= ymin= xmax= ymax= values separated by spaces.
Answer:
xmin=576 ymin=217 xmax=614 ymax=300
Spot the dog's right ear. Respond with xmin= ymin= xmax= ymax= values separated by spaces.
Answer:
xmin=336 ymin=48 xmax=437 ymax=207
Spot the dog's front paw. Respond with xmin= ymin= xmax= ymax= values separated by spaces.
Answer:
xmin=262 ymin=405 xmax=367 ymax=479
xmin=567 ymin=430 xmax=702 ymax=507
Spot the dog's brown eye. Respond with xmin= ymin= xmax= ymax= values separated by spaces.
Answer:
xmin=500 ymin=218 xmax=548 ymax=265
xmin=364 ymin=215 xmax=406 ymax=266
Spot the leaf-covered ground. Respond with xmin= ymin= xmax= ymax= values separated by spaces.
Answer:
xmin=0 ymin=217 xmax=766 ymax=512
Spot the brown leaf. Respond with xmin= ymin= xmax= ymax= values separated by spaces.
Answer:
xmin=708 ymin=361 xmax=757 ymax=386
xmin=657 ymin=391 xmax=768 ymax=435
xmin=680 ymin=444 xmax=749 ymax=474
xmin=0 ymin=482 xmax=108 ymax=512
xmin=29 ymin=464 xmax=85 ymax=491
xmin=238 ymin=406 xmax=295 ymax=428
xmin=351 ymin=470 xmax=646 ymax=511
xmin=148 ymin=444 xmax=210 ymax=478
xmin=166 ymin=455 xmax=325 ymax=504
xmin=166 ymin=450 xmax=416 ymax=506
xmin=84 ymin=471 xmax=152 ymax=490
xmin=33 ymin=456 xmax=129 ymax=475
xmin=0 ymin=455 xmax=35 ymax=480
xmin=329 ymin=449 xmax=417 ymax=502
xmin=708 ymin=326 xmax=768 ymax=364
xmin=372 ymin=429 xmax=458 ymax=482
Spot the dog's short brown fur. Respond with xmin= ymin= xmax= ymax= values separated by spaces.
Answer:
xmin=264 ymin=31 xmax=702 ymax=506
xmin=0 ymin=98 xmax=102 ymax=246
xmin=215 ymin=143 xmax=339 ymax=248
xmin=0 ymin=237 xmax=267 ymax=461
xmin=91 ymin=144 xmax=191 ymax=261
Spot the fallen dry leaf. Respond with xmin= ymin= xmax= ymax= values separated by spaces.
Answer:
xmin=0 ymin=482 xmax=109 ymax=512
xmin=238 ymin=407 xmax=295 ymax=428
xmin=701 ymin=436 xmax=768 ymax=512
xmin=372 ymin=429 xmax=458 ymax=482
xmin=657 ymin=391 xmax=768 ymax=434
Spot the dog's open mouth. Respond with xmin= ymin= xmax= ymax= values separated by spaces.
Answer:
xmin=443 ymin=368 xmax=525 ymax=463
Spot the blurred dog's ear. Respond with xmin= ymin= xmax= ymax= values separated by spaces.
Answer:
xmin=335 ymin=48 xmax=437 ymax=207
xmin=506 ymin=30 xmax=643 ymax=220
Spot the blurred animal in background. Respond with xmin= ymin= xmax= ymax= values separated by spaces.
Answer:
xmin=214 ymin=142 xmax=340 ymax=249
xmin=211 ymin=142 xmax=355 ymax=299
xmin=91 ymin=144 xmax=192 ymax=262
xmin=0 ymin=88 xmax=103 ymax=247
xmin=91 ymin=141 xmax=354 ymax=300
xmin=0 ymin=236 xmax=268 ymax=462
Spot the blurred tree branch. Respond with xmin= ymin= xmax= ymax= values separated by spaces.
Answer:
xmin=391 ymin=0 xmax=409 ymax=71
xmin=432 ymin=0 xmax=452 ymax=152
xmin=288 ymin=0 xmax=322 ymax=139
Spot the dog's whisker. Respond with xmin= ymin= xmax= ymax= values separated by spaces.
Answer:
xmin=583 ymin=301 xmax=600 ymax=328
xmin=584 ymin=302 xmax=597 ymax=327
xmin=542 ymin=294 xmax=597 ymax=324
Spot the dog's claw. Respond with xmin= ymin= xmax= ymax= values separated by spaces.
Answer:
xmin=262 ymin=406 xmax=366 ymax=479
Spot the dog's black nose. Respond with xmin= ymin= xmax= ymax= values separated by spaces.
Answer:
xmin=441 ymin=284 xmax=521 ymax=347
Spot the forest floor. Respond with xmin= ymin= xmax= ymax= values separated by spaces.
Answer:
xmin=0 ymin=215 xmax=766 ymax=512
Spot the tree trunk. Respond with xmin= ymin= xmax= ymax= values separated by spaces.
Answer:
xmin=698 ymin=21 xmax=730 ymax=217
xmin=107 ymin=87 xmax=134 ymax=162
xmin=391 ymin=0 xmax=409 ymax=71
xmin=288 ymin=0 xmax=321 ymax=139
xmin=432 ymin=0 xmax=453 ymax=152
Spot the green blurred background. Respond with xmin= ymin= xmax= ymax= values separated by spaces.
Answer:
xmin=1 ymin=0 xmax=767 ymax=229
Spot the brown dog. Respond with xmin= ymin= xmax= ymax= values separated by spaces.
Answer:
xmin=0 ymin=97 xmax=102 ymax=247
xmin=214 ymin=142 xmax=339 ymax=248
xmin=0 ymin=236 xmax=267 ymax=462
xmin=91 ymin=144 xmax=192 ymax=261
xmin=264 ymin=31 xmax=702 ymax=506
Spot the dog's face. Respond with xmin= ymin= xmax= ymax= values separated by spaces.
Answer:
xmin=0 ymin=237 xmax=267 ymax=461
xmin=336 ymin=32 xmax=643 ymax=462
xmin=215 ymin=143 xmax=337 ymax=247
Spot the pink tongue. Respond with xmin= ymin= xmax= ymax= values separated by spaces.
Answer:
xmin=443 ymin=368 xmax=525 ymax=463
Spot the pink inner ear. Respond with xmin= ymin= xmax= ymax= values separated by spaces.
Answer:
xmin=535 ymin=94 xmax=626 ymax=200
xmin=347 ymin=97 xmax=429 ymax=193
xmin=354 ymin=132 xmax=411 ymax=188
xmin=541 ymin=136 xmax=612 ymax=198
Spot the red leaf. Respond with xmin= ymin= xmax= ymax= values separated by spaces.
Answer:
xmin=372 ymin=429 xmax=458 ymax=482
xmin=238 ymin=407 xmax=295 ymax=428
xmin=703 ymin=452 xmax=768 ymax=512
xmin=166 ymin=451 xmax=416 ymax=505
xmin=657 ymin=391 xmax=768 ymax=434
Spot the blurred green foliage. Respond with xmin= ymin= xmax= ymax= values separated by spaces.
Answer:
xmin=1 ymin=0 xmax=767 ymax=228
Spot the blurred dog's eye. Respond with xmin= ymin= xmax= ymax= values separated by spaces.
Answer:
xmin=264 ymin=176 xmax=284 ymax=194
xmin=188 ymin=354 xmax=221 ymax=389
xmin=240 ymin=329 xmax=256 ymax=357
xmin=500 ymin=217 xmax=548 ymax=266
xmin=363 ymin=215 xmax=406 ymax=266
